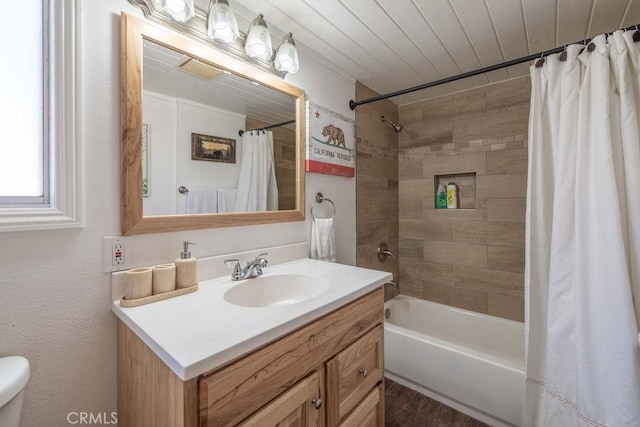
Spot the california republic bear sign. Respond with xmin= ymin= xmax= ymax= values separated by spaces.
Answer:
xmin=306 ymin=102 xmax=355 ymax=177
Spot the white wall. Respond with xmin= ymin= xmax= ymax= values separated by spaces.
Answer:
xmin=0 ymin=1 xmax=356 ymax=426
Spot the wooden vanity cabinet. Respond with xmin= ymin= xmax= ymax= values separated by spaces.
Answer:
xmin=118 ymin=288 xmax=384 ymax=427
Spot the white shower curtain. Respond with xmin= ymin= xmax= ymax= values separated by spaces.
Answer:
xmin=235 ymin=130 xmax=279 ymax=212
xmin=525 ymin=32 xmax=640 ymax=426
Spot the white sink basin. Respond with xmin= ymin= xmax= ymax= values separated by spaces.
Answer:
xmin=223 ymin=274 xmax=330 ymax=307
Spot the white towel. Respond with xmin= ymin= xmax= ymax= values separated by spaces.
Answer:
xmin=217 ymin=189 xmax=238 ymax=213
xmin=310 ymin=218 xmax=336 ymax=262
xmin=186 ymin=189 xmax=218 ymax=214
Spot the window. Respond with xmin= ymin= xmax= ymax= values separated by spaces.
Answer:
xmin=0 ymin=0 xmax=82 ymax=231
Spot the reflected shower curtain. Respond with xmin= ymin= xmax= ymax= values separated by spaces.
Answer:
xmin=525 ymin=32 xmax=640 ymax=426
xmin=235 ymin=131 xmax=279 ymax=212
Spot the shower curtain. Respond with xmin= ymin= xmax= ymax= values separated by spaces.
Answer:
xmin=235 ymin=130 xmax=279 ymax=212
xmin=525 ymin=32 xmax=640 ymax=426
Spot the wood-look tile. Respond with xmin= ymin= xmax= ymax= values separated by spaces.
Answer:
xmin=399 ymin=158 xmax=423 ymax=179
xmin=401 ymin=259 xmax=455 ymax=283
xmin=400 ymin=219 xmax=454 ymax=242
xmin=477 ymin=174 xmax=527 ymax=199
xmin=487 ymin=199 xmax=526 ymax=223
xmin=422 ymin=241 xmax=488 ymax=268
xmin=423 ymin=152 xmax=487 ymax=176
xmin=487 ymin=246 xmax=525 ymax=273
xmin=373 ymin=198 xmax=399 ymax=221
xmin=422 ymin=92 xmax=487 ymax=123
xmin=402 ymin=121 xmax=454 ymax=149
xmin=486 ymin=147 xmax=528 ymax=175
xmin=488 ymin=293 xmax=525 ymax=322
xmin=486 ymin=76 xmax=531 ymax=115
xmin=423 ymin=280 xmax=489 ymax=314
xmin=356 ymin=195 xmax=373 ymax=224
xmin=454 ymin=221 xmax=525 ymax=248
xmin=399 ymin=102 xmax=424 ymax=128
xmin=399 ymin=178 xmax=433 ymax=203
xmin=399 ymin=199 xmax=423 ymax=220
xmin=454 ymin=266 xmax=524 ymax=297
xmin=400 ymin=238 xmax=424 ymax=259
xmin=356 ymin=150 xmax=373 ymax=176
xmin=357 ymin=220 xmax=389 ymax=246
xmin=453 ymin=110 xmax=528 ymax=145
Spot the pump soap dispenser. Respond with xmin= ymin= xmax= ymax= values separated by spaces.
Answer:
xmin=175 ymin=241 xmax=197 ymax=289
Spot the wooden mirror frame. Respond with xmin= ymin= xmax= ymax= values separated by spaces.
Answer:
xmin=121 ymin=13 xmax=306 ymax=235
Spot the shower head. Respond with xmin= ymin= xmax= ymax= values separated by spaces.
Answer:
xmin=381 ymin=115 xmax=403 ymax=133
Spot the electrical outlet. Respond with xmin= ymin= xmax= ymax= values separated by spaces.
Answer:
xmin=103 ymin=236 xmax=132 ymax=272
xmin=112 ymin=244 xmax=125 ymax=265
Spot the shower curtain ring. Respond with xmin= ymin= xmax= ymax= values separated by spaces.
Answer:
xmin=535 ymin=53 xmax=545 ymax=68
xmin=559 ymin=45 xmax=568 ymax=62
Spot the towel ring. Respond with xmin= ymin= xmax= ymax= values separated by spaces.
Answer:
xmin=310 ymin=192 xmax=336 ymax=220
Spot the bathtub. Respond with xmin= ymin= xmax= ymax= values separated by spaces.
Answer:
xmin=384 ymin=295 xmax=525 ymax=427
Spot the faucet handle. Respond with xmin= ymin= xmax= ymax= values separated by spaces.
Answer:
xmin=225 ymin=259 xmax=241 ymax=281
xmin=225 ymin=259 xmax=240 ymax=268
xmin=255 ymin=252 xmax=268 ymax=267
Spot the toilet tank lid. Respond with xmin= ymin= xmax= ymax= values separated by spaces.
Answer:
xmin=0 ymin=356 xmax=30 ymax=407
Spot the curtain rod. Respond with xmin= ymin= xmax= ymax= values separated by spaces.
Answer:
xmin=239 ymin=119 xmax=296 ymax=136
xmin=349 ymin=24 xmax=640 ymax=110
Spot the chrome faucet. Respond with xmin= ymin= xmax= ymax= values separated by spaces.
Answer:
xmin=225 ymin=253 xmax=269 ymax=281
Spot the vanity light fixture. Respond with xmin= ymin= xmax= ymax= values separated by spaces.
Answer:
xmin=274 ymin=33 xmax=299 ymax=74
xmin=129 ymin=0 xmax=300 ymax=76
xmin=244 ymin=14 xmax=273 ymax=60
xmin=207 ymin=0 xmax=239 ymax=43
xmin=153 ymin=0 xmax=194 ymax=23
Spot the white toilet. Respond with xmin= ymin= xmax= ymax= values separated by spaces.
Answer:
xmin=0 ymin=356 xmax=30 ymax=427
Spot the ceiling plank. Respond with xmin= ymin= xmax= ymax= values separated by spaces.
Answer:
xmin=589 ymin=0 xmax=631 ymax=36
xmin=522 ymin=0 xmax=558 ymax=52
xmin=486 ymin=0 xmax=530 ymax=61
xmin=449 ymin=0 xmax=510 ymax=82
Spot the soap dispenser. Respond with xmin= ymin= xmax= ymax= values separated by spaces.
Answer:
xmin=175 ymin=241 xmax=197 ymax=289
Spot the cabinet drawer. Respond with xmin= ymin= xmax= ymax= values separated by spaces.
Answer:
xmin=326 ymin=325 xmax=383 ymax=425
xmin=339 ymin=383 xmax=384 ymax=427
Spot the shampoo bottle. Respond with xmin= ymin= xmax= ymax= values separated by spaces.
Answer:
xmin=436 ymin=184 xmax=447 ymax=209
xmin=175 ymin=241 xmax=197 ymax=289
xmin=446 ymin=182 xmax=458 ymax=209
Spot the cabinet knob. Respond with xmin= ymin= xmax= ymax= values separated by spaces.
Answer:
xmin=360 ymin=368 xmax=369 ymax=378
xmin=311 ymin=398 xmax=322 ymax=409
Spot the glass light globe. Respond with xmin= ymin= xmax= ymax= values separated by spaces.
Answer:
xmin=244 ymin=16 xmax=272 ymax=61
xmin=207 ymin=0 xmax=239 ymax=43
xmin=154 ymin=0 xmax=194 ymax=23
xmin=275 ymin=41 xmax=299 ymax=74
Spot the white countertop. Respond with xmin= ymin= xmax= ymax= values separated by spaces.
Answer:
xmin=111 ymin=258 xmax=391 ymax=380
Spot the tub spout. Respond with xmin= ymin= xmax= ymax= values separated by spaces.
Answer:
xmin=384 ymin=280 xmax=398 ymax=289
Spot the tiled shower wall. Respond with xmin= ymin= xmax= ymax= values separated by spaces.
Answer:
xmin=355 ymin=81 xmax=399 ymax=300
xmin=398 ymin=76 xmax=530 ymax=321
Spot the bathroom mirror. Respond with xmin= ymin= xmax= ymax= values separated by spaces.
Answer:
xmin=121 ymin=13 xmax=306 ymax=235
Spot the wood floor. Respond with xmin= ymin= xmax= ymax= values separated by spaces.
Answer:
xmin=385 ymin=378 xmax=489 ymax=427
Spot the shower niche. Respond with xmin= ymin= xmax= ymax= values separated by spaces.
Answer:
xmin=434 ymin=172 xmax=477 ymax=210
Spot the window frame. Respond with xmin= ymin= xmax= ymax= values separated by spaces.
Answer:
xmin=0 ymin=0 xmax=83 ymax=232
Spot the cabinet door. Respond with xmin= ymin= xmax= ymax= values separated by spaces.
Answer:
xmin=238 ymin=371 xmax=323 ymax=427
xmin=339 ymin=384 xmax=384 ymax=427
xmin=326 ymin=325 xmax=383 ymax=425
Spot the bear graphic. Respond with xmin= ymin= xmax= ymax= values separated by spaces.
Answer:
xmin=321 ymin=124 xmax=346 ymax=148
